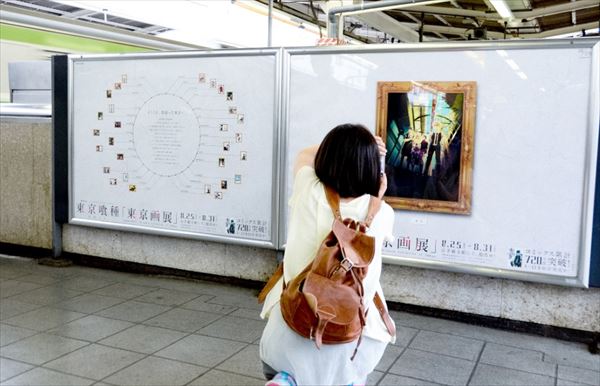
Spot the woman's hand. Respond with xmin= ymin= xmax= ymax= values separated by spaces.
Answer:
xmin=374 ymin=135 xmax=387 ymax=158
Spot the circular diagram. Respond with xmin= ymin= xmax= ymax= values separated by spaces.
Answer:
xmin=132 ymin=93 xmax=200 ymax=177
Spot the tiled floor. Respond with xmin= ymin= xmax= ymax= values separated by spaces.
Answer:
xmin=1 ymin=254 xmax=598 ymax=386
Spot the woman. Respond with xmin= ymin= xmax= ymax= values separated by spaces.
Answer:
xmin=259 ymin=124 xmax=396 ymax=386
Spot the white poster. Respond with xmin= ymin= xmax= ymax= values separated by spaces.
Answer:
xmin=71 ymin=53 xmax=278 ymax=244
xmin=284 ymin=44 xmax=598 ymax=282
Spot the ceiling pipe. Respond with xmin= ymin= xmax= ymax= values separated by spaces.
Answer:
xmin=0 ymin=4 xmax=203 ymax=51
xmin=405 ymin=0 xmax=597 ymax=22
xmin=326 ymin=0 xmax=449 ymax=39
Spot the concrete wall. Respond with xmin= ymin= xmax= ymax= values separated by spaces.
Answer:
xmin=0 ymin=117 xmax=52 ymax=249
xmin=2 ymin=118 xmax=599 ymax=332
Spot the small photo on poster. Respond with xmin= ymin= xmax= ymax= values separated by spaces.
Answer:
xmin=229 ymin=106 xmax=237 ymax=114
xmin=98 ymin=112 xmax=104 ymax=120
xmin=128 ymin=184 xmax=136 ymax=192
xmin=218 ymin=158 xmax=225 ymax=167
xmin=108 ymin=137 xmax=115 ymax=146
xmin=221 ymin=180 xmax=228 ymax=189
xmin=108 ymin=104 xmax=115 ymax=113
xmin=122 ymin=173 xmax=128 ymax=182
xmin=220 ymin=124 xmax=228 ymax=132
xmin=117 ymin=153 xmax=124 ymax=160
xmin=226 ymin=92 xmax=233 ymax=101
xmin=204 ymin=184 xmax=211 ymax=194
xmin=234 ymin=174 xmax=242 ymax=184
xmin=218 ymin=84 xmax=224 ymax=94
xmin=114 ymin=121 xmax=121 ymax=128
xmin=237 ymin=114 xmax=244 ymax=124
xmin=240 ymin=151 xmax=247 ymax=161
xmin=109 ymin=178 xmax=117 ymax=185
xmin=215 ymin=192 xmax=223 ymax=200
xmin=235 ymin=133 xmax=242 ymax=143
xmin=121 ymin=74 xmax=128 ymax=83
xmin=210 ymin=79 xmax=217 ymax=88
xmin=114 ymin=82 xmax=122 ymax=90
xmin=198 ymin=73 xmax=206 ymax=83
xmin=96 ymin=145 xmax=103 ymax=152
xmin=106 ymin=90 xmax=112 ymax=98
xmin=93 ymin=129 xmax=100 ymax=136
xmin=223 ymin=142 xmax=230 ymax=151
xmin=103 ymin=167 xmax=110 ymax=174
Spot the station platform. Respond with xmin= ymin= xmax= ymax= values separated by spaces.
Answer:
xmin=1 ymin=254 xmax=598 ymax=386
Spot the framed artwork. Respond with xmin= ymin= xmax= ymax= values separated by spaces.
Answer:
xmin=376 ymin=81 xmax=476 ymax=214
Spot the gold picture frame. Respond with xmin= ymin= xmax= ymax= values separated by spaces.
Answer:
xmin=376 ymin=81 xmax=476 ymax=215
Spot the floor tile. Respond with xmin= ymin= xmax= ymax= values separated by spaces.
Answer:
xmin=0 ymin=324 xmax=38 ymax=347
xmin=375 ymin=344 xmax=405 ymax=372
xmin=389 ymin=348 xmax=475 ymax=385
xmin=207 ymin=293 xmax=262 ymax=310
xmin=144 ymin=308 xmax=222 ymax=333
xmin=56 ymin=294 xmax=125 ymax=314
xmin=410 ymin=330 xmax=484 ymax=361
xmin=0 ymin=357 xmax=34 ymax=382
xmin=155 ymin=334 xmax=246 ymax=367
xmin=44 ymin=344 xmax=144 ymax=380
xmin=1 ymin=367 xmax=95 ymax=385
xmin=99 ymin=324 xmax=186 ymax=354
xmin=103 ymin=356 xmax=208 ymax=386
xmin=0 ymin=281 xmax=43 ymax=298
xmin=0 ymin=333 xmax=88 ymax=365
xmin=480 ymin=342 xmax=556 ymax=376
xmin=557 ymin=379 xmax=593 ymax=386
xmin=0 ymin=299 xmax=41 ymax=321
xmin=366 ymin=370 xmax=384 ymax=386
xmin=48 ymin=315 xmax=134 ymax=342
xmin=378 ymin=373 xmax=441 ymax=385
xmin=2 ymin=307 xmax=86 ymax=331
xmin=196 ymin=316 xmax=265 ymax=343
xmin=216 ymin=344 xmax=263 ymax=379
xmin=392 ymin=325 xmax=420 ymax=347
xmin=469 ymin=363 xmax=555 ymax=386
xmin=91 ymin=283 xmax=157 ymax=300
xmin=13 ymin=273 xmax=61 ymax=286
xmin=95 ymin=301 xmax=170 ymax=323
xmin=5 ymin=286 xmax=83 ymax=306
xmin=134 ymin=288 xmax=199 ymax=306
xmin=59 ymin=276 xmax=114 ymax=292
xmin=557 ymin=364 xmax=600 ymax=386
xmin=181 ymin=295 xmax=237 ymax=314
xmin=543 ymin=346 xmax=600 ymax=373
xmin=188 ymin=369 xmax=264 ymax=386
xmin=228 ymin=308 xmax=262 ymax=320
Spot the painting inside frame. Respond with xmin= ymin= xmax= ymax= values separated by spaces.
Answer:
xmin=376 ymin=81 xmax=476 ymax=215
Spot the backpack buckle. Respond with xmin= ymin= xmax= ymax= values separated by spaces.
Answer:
xmin=339 ymin=258 xmax=354 ymax=271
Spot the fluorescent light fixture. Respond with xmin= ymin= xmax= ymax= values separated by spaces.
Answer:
xmin=505 ymin=59 xmax=519 ymax=71
xmin=517 ymin=72 xmax=528 ymax=80
xmin=490 ymin=0 xmax=513 ymax=19
xmin=496 ymin=50 xmax=508 ymax=57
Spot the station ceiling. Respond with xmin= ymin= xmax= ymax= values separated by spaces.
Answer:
xmin=1 ymin=0 xmax=599 ymax=43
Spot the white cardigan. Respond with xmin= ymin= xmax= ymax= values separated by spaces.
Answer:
xmin=260 ymin=166 xmax=396 ymax=344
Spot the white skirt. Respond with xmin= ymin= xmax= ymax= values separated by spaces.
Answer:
xmin=259 ymin=302 xmax=388 ymax=386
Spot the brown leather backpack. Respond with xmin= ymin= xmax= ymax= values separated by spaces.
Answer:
xmin=259 ymin=186 xmax=395 ymax=360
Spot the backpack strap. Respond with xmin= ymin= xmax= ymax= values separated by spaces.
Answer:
xmin=324 ymin=185 xmax=382 ymax=227
xmin=257 ymin=262 xmax=283 ymax=304
xmin=324 ymin=186 xmax=342 ymax=220
xmin=373 ymin=292 xmax=396 ymax=337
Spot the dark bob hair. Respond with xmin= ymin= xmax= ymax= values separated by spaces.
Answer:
xmin=315 ymin=123 xmax=380 ymax=198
